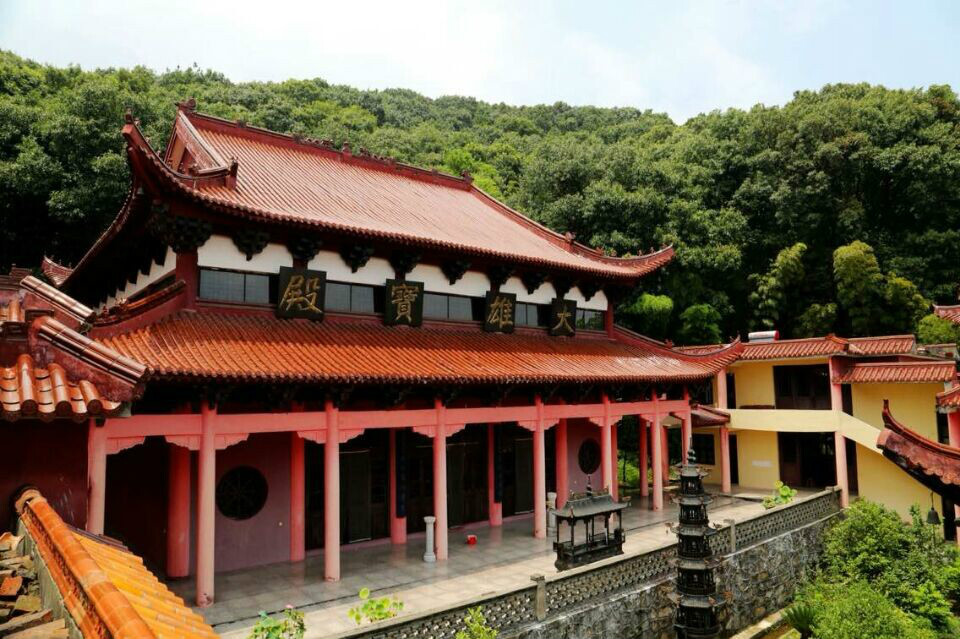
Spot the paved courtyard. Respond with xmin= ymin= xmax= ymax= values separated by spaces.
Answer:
xmin=167 ymin=488 xmax=790 ymax=638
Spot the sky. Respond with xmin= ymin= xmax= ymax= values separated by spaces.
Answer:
xmin=1 ymin=0 xmax=958 ymax=122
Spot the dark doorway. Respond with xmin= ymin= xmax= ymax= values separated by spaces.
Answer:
xmin=845 ymin=439 xmax=859 ymax=495
xmin=446 ymin=426 xmax=488 ymax=527
xmin=778 ymin=432 xmax=836 ymax=488
xmin=774 ymin=365 xmax=831 ymax=410
xmin=341 ymin=450 xmax=372 ymax=543
xmin=729 ymin=434 xmax=739 ymax=485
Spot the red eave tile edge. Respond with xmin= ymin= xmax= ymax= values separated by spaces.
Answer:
xmin=879 ymin=401 xmax=960 ymax=487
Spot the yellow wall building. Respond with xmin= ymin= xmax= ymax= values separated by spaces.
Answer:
xmin=696 ymin=336 xmax=957 ymax=523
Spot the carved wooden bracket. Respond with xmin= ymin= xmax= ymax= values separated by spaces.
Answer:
xmin=487 ymin=264 xmax=514 ymax=291
xmin=287 ymin=236 xmax=324 ymax=263
xmin=232 ymin=229 xmax=271 ymax=261
xmin=553 ymin=277 xmax=573 ymax=299
xmin=521 ymin=271 xmax=547 ymax=294
xmin=340 ymin=244 xmax=375 ymax=273
xmin=147 ymin=204 xmax=213 ymax=254
xmin=297 ymin=428 xmax=365 ymax=444
xmin=389 ymin=251 xmax=421 ymax=279
xmin=578 ymin=281 xmax=601 ymax=302
xmin=106 ymin=436 xmax=145 ymax=454
xmin=441 ymin=260 xmax=471 ymax=285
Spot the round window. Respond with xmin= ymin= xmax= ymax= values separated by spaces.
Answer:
xmin=578 ymin=438 xmax=601 ymax=474
xmin=216 ymin=466 xmax=268 ymax=521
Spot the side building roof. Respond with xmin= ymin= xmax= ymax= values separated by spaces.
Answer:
xmin=878 ymin=401 xmax=960 ymax=503
xmin=15 ymin=488 xmax=218 ymax=639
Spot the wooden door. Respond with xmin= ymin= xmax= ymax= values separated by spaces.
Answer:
xmin=341 ymin=450 xmax=372 ymax=543
xmin=514 ymin=436 xmax=533 ymax=513
xmin=447 ymin=443 xmax=466 ymax=527
xmin=778 ymin=433 xmax=803 ymax=487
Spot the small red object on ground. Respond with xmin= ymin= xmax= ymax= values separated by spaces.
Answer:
xmin=466 ymin=534 xmax=477 ymax=545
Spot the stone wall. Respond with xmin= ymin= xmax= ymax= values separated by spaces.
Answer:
xmin=507 ymin=513 xmax=835 ymax=639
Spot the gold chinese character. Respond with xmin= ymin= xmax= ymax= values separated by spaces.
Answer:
xmin=391 ymin=283 xmax=420 ymax=323
xmin=553 ymin=306 xmax=573 ymax=333
xmin=280 ymin=275 xmax=322 ymax=313
xmin=487 ymin=295 xmax=514 ymax=329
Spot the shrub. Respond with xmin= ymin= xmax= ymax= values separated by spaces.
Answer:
xmin=455 ymin=607 xmax=498 ymax=639
xmin=247 ymin=607 xmax=305 ymax=639
xmin=782 ymin=602 xmax=815 ymax=639
xmin=799 ymin=581 xmax=936 ymax=639
xmin=762 ymin=481 xmax=796 ymax=509
xmin=347 ymin=587 xmax=403 ymax=625
xmin=815 ymin=500 xmax=960 ymax=635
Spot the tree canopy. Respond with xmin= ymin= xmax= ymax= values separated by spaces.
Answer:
xmin=1 ymin=50 xmax=958 ymax=342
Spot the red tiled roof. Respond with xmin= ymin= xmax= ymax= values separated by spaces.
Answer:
xmin=99 ymin=311 xmax=740 ymax=385
xmin=106 ymin=108 xmax=673 ymax=281
xmin=676 ymin=334 xmax=916 ymax=361
xmin=832 ymin=360 xmax=957 ymax=384
xmin=1 ymin=276 xmax=146 ymax=419
xmin=938 ymin=384 xmax=960 ymax=408
xmin=41 ymin=257 xmax=73 ymax=287
xmin=691 ymin=404 xmax=729 ymax=427
xmin=15 ymin=489 xmax=218 ymax=639
xmin=878 ymin=401 xmax=960 ymax=502
xmin=934 ymin=305 xmax=960 ymax=324
xmin=1 ymin=354 xmax=122 ymax=421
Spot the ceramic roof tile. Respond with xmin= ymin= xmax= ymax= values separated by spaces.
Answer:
xmin=935 ymin=305 xmax=960 ymax=325
xmin=113 ymin=110 xmax=674 ymax=280
xmin=832 ymin=360 xmax=957 ymax=384
xmin=15 ymin=490 xmax=218 ymax=639
xmin=41 ymin=257 xmax=74 ymax=287
xmin=938 ymin=384 xmax=960 ymax=408
xmin=0 ymin=354 xmax=122 ymax=421
xmin=676 ymin=334 xmax=916 ymax=361
xmin=99 ymin=311 xmax=739 ymax=385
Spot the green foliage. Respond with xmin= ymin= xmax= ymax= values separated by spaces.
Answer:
xmin=761 ymin=480 xmax=797 ymax=509
xmin=247 ymin=607 xmax=306 ymax=639
xmin=347 ymin=588 xmax=403 ymax=625
xmin=812 ymin=500 xmax=960 ymax=636
xmin=621 ymin=293 xmax=673 ymax=339
xmin=798 ymin=581 xmax=936 ymax=639
xmin=677 ymin=304 xmax=722 ymax=345
xmin=455 ymin=607 xmax=498 ymax=639
xmin=749 ymin=242 xmax=807 ymax=330
xmin=782 ymin=602 xmax=815 ymax=639
xmin=2 ymin=50 xmax=960 ymax=341
xmin=916 ymin=313 xmax=960 ymax=345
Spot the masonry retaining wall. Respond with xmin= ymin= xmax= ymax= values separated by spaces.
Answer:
xmin=337 ymin=489 xmax=842 ymax=639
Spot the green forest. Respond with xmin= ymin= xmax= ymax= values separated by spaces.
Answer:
xmin=2 ymin=50 xmax=959 ymax=344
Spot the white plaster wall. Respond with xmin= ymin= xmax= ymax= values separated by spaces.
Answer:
xmin=501 ymin=276 xmax=557 ymax=305
xmin=408 ymin=263 xmax=489 ymax=297
xmin=308 ymin=250 xmax=395 ymax=286
xmin=567 ymin=286 xmax=608 ymax=311
xmin=102 ymin=246 xmax=176 ymax=309
xmin=198 ymin=235 xmax=293 ymax=273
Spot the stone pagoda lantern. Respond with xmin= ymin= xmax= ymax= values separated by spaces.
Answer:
xmin=670 ymin=449 xmax=722 ymax=639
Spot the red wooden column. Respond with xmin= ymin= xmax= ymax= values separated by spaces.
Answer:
xmin=433 ymin=398 xmax=449 ymax=561
xmin=680 ymin=387 xmax=692 ymax=463
xmin=389 ymin=429 xmax=407 ymax=544
xmin=196 ymin=401 xmax=216 ymax=607
xmin=555 ymin=418 xmax=569 ymax=508
xmin=651 ymin=391 xmax=664 ymax=511
xmin=716 ymin=369 xmax=732 ymax=494
xmin=600 ymin=394 xmax=614 ymax=494
xmin=290 ymin=433 xmax=306 ymax=562
xmin=487 ymin=424 xmax=503 ymax=526
xmin=86 ymin=419 xmax=107 ymax=535
xmin=533 ymin=396 xmax=547 ymax=538
xmin=638 ymin=418 xmax=649 ymax=497
xmin=949 ymin=409 xmax=960 ymax=541
xmin=611 ymin=421 xmax=619 ymax=500
xmin=166 ymin=443 xmax=191 ymax=578
xmin=828 ymin=357 xmax=850 ymax=507
xmin=324 ymin=399 xmax=341 ymax=581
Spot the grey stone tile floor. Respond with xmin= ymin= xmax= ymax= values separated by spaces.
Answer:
xmin=167 ymin=489 xmax=779 ymax=637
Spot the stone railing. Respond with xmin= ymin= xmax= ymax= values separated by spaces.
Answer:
xmin=335 ymin=488 xmax=842 ymax=639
